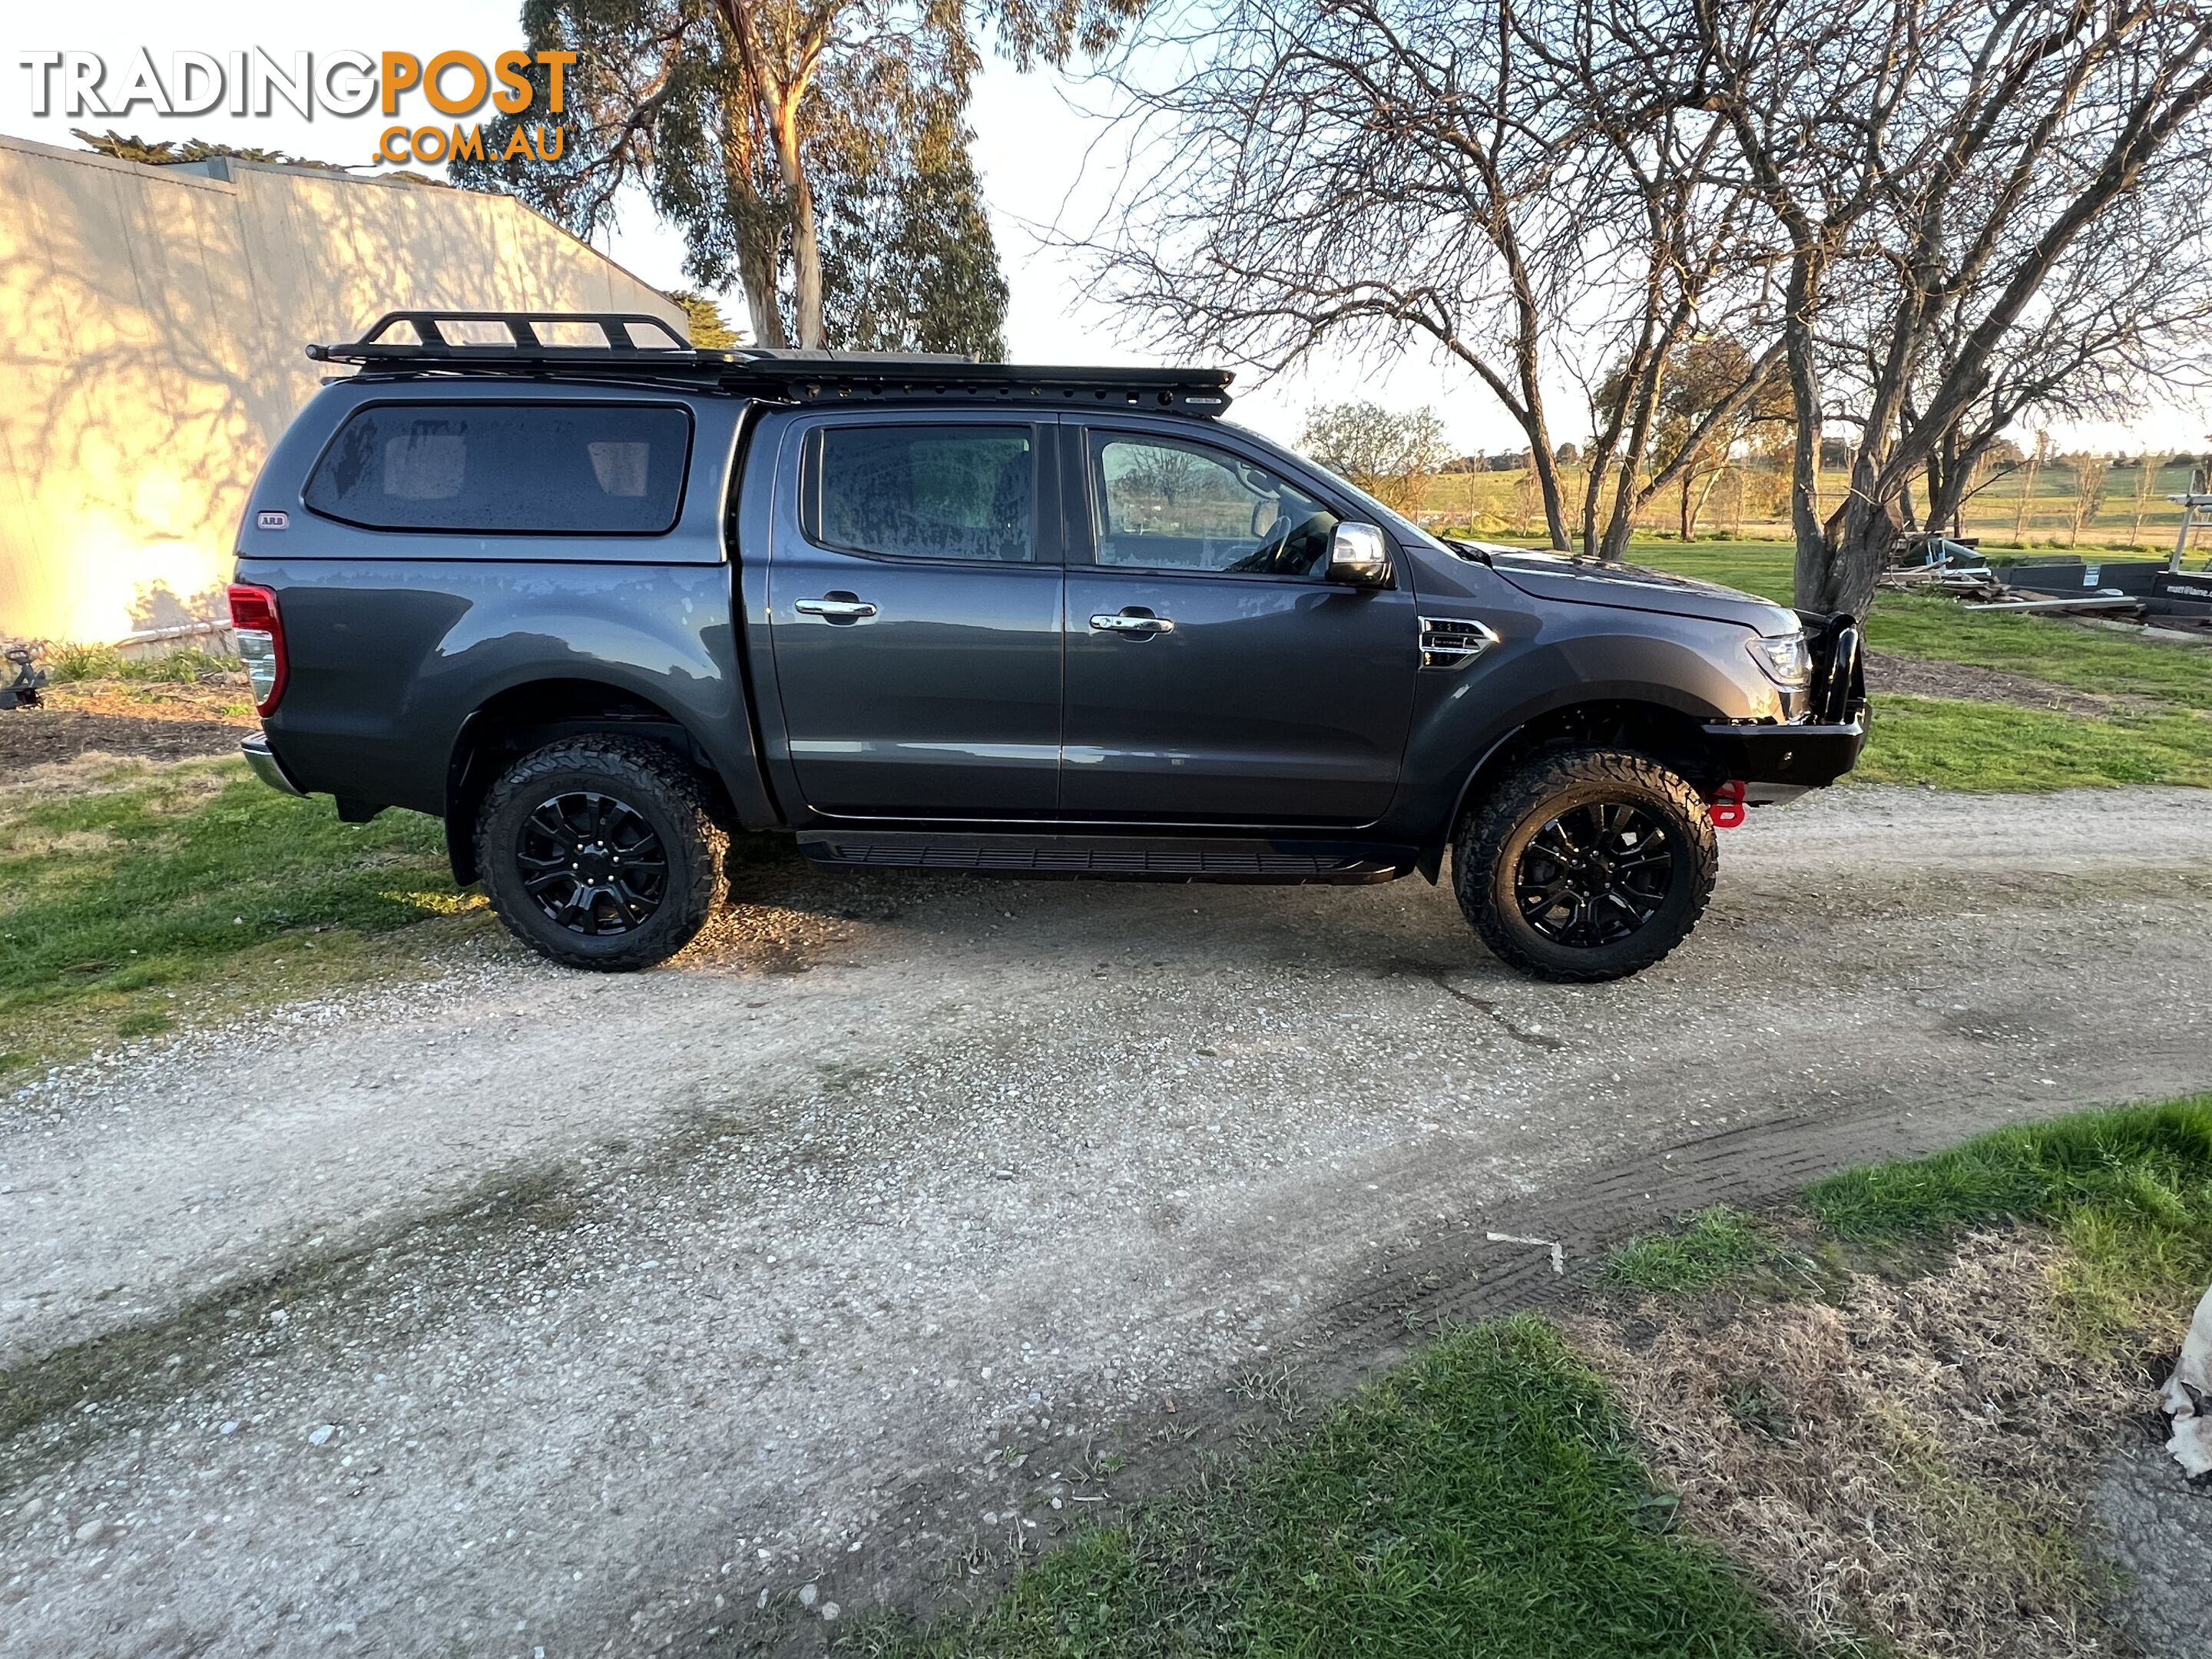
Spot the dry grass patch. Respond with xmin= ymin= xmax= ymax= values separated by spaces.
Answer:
xmin=2 ymin=753 xmax=182 ymax=809
xmin=1571 ymin=1233 xmax=2147 ymax=1658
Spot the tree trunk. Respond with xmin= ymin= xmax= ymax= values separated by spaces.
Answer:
xmin=1926 ymin=432 xmax=2005 ymax=542
xmin=769 ymin=101 xmax=823 ymax=348
xmin=716 ymin=0 xmax=827 ymax=349
xmin=1689 ymin=466 xmax=1724 ymax=541
xmin=1782 ymin=249 xmax=1827 ymax=608
xmin=737 ymin=220 xmax=789 ymax=348
xmin=1817 ymin=452 xmax=1900 ymax=618
xmin=1515 ymin=413 xmax=1571 ymax=552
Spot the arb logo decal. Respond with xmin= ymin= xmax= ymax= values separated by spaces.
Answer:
xmin=257 ymin=510 xmax=290 ymax=531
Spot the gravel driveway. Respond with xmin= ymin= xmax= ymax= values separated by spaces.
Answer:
xmin=4 ymin=786 xmax=2210 ymax=1657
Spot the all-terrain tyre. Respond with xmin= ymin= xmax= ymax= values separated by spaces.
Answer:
xmin=1454 ymin=747 xmax=1717 ymax=982
xmin=476 ymin=737 xmax=728 ymax=972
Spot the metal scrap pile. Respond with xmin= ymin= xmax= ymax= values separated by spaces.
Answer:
xmin=1881 ymin=487 xmax=2212 ymax=632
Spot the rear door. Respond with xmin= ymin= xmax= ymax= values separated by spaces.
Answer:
xmin=764 ymin=412 xmax=1063 ymax=817
xmin=1060 ymin=422 xmax=1418 ymax=825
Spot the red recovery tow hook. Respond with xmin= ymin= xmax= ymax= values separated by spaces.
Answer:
xmin=1708 ymin=780 xmax=1747 ymax=830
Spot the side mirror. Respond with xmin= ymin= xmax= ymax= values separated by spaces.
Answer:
xmin=1328 ymin=521 xmax=1391 ymax=586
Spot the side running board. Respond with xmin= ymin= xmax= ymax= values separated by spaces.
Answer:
xmin=796 ymin=832 xmax=1415 ymax=884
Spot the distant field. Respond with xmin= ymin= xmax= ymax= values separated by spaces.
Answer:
xmin=1419 ymin=456 xmax=2208 ymax=555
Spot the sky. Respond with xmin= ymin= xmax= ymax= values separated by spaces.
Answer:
xmin=9 ymin=2 xmax=2207 ymax=458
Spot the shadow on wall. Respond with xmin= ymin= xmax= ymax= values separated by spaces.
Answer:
xmin=0 ymin=140 xmax=682 ymax=645
xmin=128 ymin=581 xmax=229 ymax=631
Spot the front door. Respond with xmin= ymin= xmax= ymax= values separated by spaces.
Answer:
xmin=1060 ymin=425 xmax=1417 ymax=824
xmin=767 ymin=416 xmax=1062 ymax=817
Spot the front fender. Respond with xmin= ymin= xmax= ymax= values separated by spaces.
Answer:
xmin=1381 ymin=599 xmax=1783 ymax=851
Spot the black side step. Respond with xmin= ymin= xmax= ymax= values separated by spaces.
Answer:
xmin=796 ymin=832 xmax=1415 ymax=884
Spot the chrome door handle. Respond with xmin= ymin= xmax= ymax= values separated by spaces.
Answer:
xmin=795 ymin=594 xmax=878 ymax=622
xmin=1090 ymin=611 xmax=1174 ymax=634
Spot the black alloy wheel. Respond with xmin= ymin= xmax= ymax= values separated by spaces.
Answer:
xmin=1453 ymin=747 xmax=1717 ymax=982
xmin=477 ymin=737 xmax=727 ymax=972
xmin=516 ymin=790 xmax=670 ymax=936
xmin=1513 ymin=801 xmax=1677 ymax=947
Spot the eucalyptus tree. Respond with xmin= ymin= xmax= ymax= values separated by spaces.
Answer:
xmin=1299 ymin=402 xmax=1452 ymax=512
xmin=462 ymin=0 xmax=1139 ymax=351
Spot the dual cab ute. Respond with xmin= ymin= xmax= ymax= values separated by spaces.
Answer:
xmin=233 ymin=311 xmax=1866 ymax=982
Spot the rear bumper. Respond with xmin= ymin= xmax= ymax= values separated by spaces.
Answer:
xmin=240 ymin=731 xmax=306 ymax=797
xmin=1701 ymin=713 xmax=1868 ymax=789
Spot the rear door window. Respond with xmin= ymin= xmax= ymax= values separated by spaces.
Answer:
xmin=803 ymin=425 xmax=1036 ymax=562
xmin=305 ymin=402 xmax=691 ymax=534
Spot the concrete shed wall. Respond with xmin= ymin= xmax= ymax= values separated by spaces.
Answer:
xmin=0 ymin=135 xmax=684 ymax=643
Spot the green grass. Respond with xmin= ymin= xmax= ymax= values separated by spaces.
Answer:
xmin=1624 ymin=540 xmax=1798 ymax=605
xmin=1867 ymin=594 xmax=2212 ymax=710
xmin=1634 ymin=542 xmax=2212 ymax=710
xmin=0 ymin=758 xmax=484 ymax=1077
xmin=1806 ymin=1098 xmax=2212 ymax=1243
xmin=1855 ymin=695 xmax=2212 ymax=789
xmin=1808 ymin=1098 xmax=2212 ymax=1354
xmin=1603 ymin=1208 xmax=1781 ymax=1294
xmin=898 ymin=1101 xmax=2212 ymax=1656
xmin=44 ymin=644 xmax=241 ymax=684
xmin=1611 ymin=539 xmax=2212 ymax=790
xmin=1594 ymin=1098 xmax=2212 ymax=1373
xmin=873 ymin=1316 xmax=1783 ymax=1659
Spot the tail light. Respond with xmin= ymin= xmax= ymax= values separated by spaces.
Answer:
xmin=227 ymin=584 xmax=287 ymax=714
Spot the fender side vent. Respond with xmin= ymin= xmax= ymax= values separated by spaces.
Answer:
xmin=1419 ymin=616 xmax=1498 ymax=670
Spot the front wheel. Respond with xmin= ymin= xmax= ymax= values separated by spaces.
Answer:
xmin=476 ymin=737 xmax=727 ymax=972
xmin=1454 ymin=747 xmax=1717 ymax=982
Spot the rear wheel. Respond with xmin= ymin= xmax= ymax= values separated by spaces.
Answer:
xmin=1454 ymin=747 xmax=1716 ymax=982
xmin=476 ymin=737 xmax=727 ymax=972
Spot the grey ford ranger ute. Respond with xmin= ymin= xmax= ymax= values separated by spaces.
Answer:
xmin=231 ymin=310 xmax=1866 ymax=982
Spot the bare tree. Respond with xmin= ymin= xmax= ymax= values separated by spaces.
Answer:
xmin=1084 ymin=0 xmax=1589 ymax=546
xmin=2068 ymin=453 xmax=2111 ymax=545
xmin=1697 ymin=0 xmax=2212 ymax=612
xmin=1878 ymin=168 xmax=2212 ymax=547
xmin=1524 ymin=1 xmax=1789 ymax=560
xmin=1083 ymin=0 xmax=2210 ymax=596
xmin=2129 ymin=452 xmax=2170 ymax=548
xmin=2015 ymin=429 xmax=2051 ymax=542
xmin=1087 ymin=0 xmax=1794 ymax=556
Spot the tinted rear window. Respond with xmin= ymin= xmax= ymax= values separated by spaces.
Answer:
xmin=804 ymin=425 xmax=1035 ymax=562
xmin=305 ymin=402 xmax=691 ymax=534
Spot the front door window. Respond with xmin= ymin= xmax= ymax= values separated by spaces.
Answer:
xmin=1093 ymin=435 xmax=1335 ymax=577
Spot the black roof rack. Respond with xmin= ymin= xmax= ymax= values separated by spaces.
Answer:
xmin=306 ymin=311 xmax=1235 ymax=416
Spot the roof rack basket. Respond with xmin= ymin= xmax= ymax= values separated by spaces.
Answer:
xmin=306 ymin=311 xmax=1235 ymax=415
xmin=306 ymin=310 xmax=704 ymax=363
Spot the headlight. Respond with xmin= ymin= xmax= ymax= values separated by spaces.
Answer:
xmin=1747 ymin=631 xmax=1813 ymax=689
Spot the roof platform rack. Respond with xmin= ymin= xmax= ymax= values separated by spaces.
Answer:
xmin=306 ymin=311 xmax=1235 ymax=415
